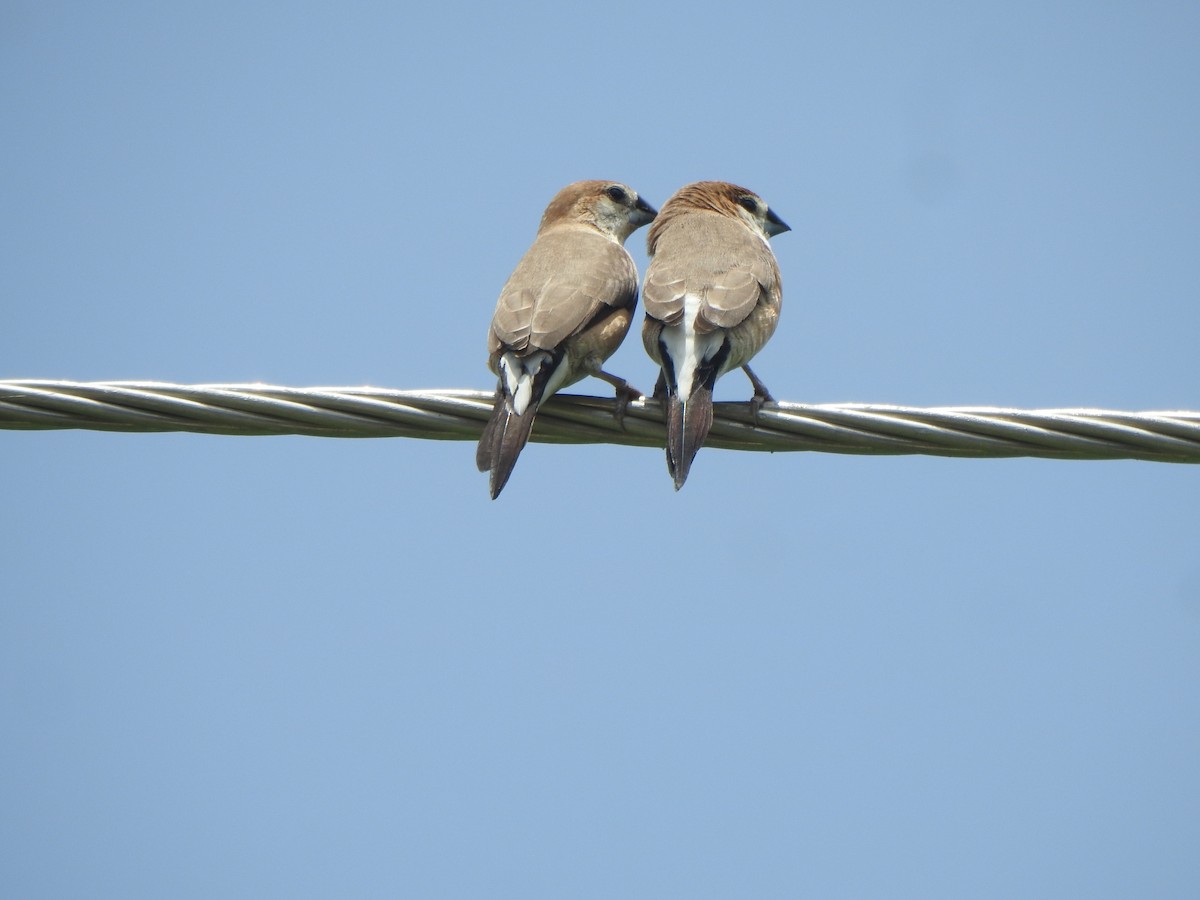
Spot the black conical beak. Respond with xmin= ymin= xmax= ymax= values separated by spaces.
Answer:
xmin=633 ymin=195 xmax=657 ymax=226
xmin=764 ymin=206 xmax=790 ymax=237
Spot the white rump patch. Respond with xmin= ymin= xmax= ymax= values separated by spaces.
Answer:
xmin=661 ymin=293 xmax=723 ymax=399
xmin=501 ymin=350 xmax=554 ymax=416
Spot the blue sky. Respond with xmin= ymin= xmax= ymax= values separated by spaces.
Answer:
xmin=2 ymin=2 xmax=1199 ymax=897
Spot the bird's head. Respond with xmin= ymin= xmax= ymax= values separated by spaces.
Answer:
xmin=539 ymin=180 xmax=657 ymax=243
xmin=653 ymin=181 xmax=790 ymax=243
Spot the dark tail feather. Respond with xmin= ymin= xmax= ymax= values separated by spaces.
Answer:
xmin=665 ymin=393 xmax=684 ymax=485
xmin=477 ymin=357 xmax=558 ymax=498
xmin=486 ymin=404 xmax=538 ymax=499
xmin=666 ymin=383 xmax=714 ymax=491
xmin=476 ymin=385 xmax=506 ymax=473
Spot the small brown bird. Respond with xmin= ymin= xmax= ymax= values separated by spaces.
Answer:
xmin=642 ymin=181 xmax=790 ymax=489
xmin=477 ymin=180 xmax=657 ymax=498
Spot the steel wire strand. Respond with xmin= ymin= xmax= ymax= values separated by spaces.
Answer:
xmin=2 ymin=380 xmax=1199 ymax=463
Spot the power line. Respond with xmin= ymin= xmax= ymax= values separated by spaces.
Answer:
xmin=2 ymin=379 xmax=1199 ymax=463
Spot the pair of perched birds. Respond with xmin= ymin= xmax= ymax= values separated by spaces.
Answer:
xmin=477 ymin=180 xmax=790 ymax=498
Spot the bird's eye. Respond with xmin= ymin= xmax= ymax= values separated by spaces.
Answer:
xmin=606 ymin=186 xmax=628 ymax=203
xmin=738 ymin=195 xmax=759 ymax=213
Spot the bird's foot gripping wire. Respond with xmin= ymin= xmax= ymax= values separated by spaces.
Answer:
xmin=594 ymin=370 xmax=644 ymax=431
xmin=741 ymin=364 xmax=775 ymax=425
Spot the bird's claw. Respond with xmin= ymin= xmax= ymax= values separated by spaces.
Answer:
xmin=741 ymin=365 xmax=774 ymax=426
xmin=612 ymin=383 xmax=643 ymax=431
xmin=748 ymin=392 xmax=773 ymax=426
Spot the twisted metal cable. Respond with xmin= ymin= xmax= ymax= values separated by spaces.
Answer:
xmin=2 ymin=379 xmax=1199 ymax=463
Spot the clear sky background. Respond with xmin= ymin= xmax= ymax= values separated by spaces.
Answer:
xmin=3 ymin=3 xmax=1199 ymax=897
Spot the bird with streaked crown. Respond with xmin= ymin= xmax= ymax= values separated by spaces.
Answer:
xmin=641 ymin=181 xmax=790 ymax=489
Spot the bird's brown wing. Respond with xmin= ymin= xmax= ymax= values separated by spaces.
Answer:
xmin=490 ymin=228 xmax=637 ymax=354
xmin=643 ymin=212 xmax=779 ymax=333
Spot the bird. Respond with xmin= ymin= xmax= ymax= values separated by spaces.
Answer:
xmin=477 ymin=180 xmax=657 ymax=499
xmin=641 ymin=181 xmax=790 ymax=490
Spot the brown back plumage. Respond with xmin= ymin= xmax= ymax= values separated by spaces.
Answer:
xmin=489 ymin=229 xmax=638 ymax=356
xmin=643 ymin=182 xmax=782 ymax=340
xmin=641 ymin=181 xmax=788 ymax=489
xmin=479 ymin=180 xmax=656 ymax=498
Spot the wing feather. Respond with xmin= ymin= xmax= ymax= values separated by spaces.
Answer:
xmin=490 ymin=228 xmax=637 ymax=353
xmin=643 ymin=211 xmax=780 ymax=333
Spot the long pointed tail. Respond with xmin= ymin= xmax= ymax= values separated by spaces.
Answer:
xmin=666 ymin=383 xmax=714 ymax=491
xmin=477 ymin=352 xmax=559 ymax=498
xmin=478 ymin=401 xmax=538 ymax=499
xmin=476 ymin=386 xmax=505 ymax=473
